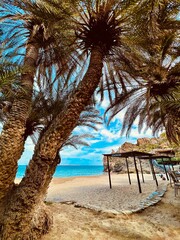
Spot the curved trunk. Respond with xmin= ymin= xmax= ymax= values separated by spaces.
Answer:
xmin=0 ymin=155 xmax=60 ymax=240
xmin=0 ymin=41 xmax=39 ymax=201
xmin=0 ymin=46 xmax=104 ymax=239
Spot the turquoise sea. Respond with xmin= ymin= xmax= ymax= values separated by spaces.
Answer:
xmin=16 ymin=165 xmax=104 ymax=178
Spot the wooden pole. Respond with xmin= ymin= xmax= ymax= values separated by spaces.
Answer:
xmin=125 ymin=157 xmax=131 ymax=185
xmin=162 ymin=158 xmax=169 ymax=180
xmin=149 ymin=159 xmax=155 ymax=180
xmin=150 ymin=159 xmax=158 ymax=187
xmin=139 ymin=159 xmax=145 ymax=183
xmin=133 ymin=155 xmax=142 ymax=193
xmin=169 ymin=157 xmax=174 ymax=170
xmin=107 ymin=156 xmax=112 ymax=189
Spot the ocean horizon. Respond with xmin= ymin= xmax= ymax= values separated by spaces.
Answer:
xmin=16 ymin=165 xmax=104 ymax=178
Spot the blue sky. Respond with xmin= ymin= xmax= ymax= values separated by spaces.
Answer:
xmin=17 ymin=95 xmax=154 ymax=166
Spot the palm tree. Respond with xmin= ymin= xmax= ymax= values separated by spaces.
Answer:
xmin=105 ymin=0 xmax=180 ymax=143
xmin=0 ymin=0 xmax=76 ymax=202
xmin=0 ymin=1 xmax=140 ymax=238
xmin=0 ymin=72 xmax=102 ymax=144
xmin=0 ymin=68 xmax=102 ymax=185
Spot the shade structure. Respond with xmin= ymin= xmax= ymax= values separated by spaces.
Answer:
xmin=141 ymin=155 xmax=180 ymax=181
xmin=103 ymin=151 xmax=157 ymax=193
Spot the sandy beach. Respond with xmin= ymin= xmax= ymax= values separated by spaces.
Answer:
xmin=41 ymin=173 xmax=180 ymax=240
xmin=46 ymin=173 xmax=165 ymax=212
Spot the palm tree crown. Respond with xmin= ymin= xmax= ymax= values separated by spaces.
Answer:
xmin=71 ymin=0 xmax=141 ymax=104
xmin=75 ymin=1 xmax=122 ymax=55
xmin=0 ymin=0 xmax=78 ymax=77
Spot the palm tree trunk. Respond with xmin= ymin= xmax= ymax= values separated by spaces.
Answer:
xmin=0 ymin=41 xmax=39 ymax=202
xmin=0 ymin=46 xmax=104 ymax=239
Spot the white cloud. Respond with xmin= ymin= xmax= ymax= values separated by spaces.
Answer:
xmin=18 ymin=137 xmax=34 ymax=165
xmin=99 ymin=129 xmax=117 ymax=142
xmin=107 ymin=108 xmax=140 ymax=127
xmin=99 ymin=97 xmax=110 ymax=109
xmin=88 ymin=139 xmax=101 ymax=144
xmin=25 ymin=137 xmax=35 ymax=151
xmin=96 ymin=144 xmax=120 ymax=154
xmin=122 ymin=127 xmax=153 ymax=139
xmin=95 ymin=92 xmax=110 ymax=109
xmin=0 ymin=123 xmax=3 ymax=133
xmin=73 ymin=125 xmax=96 ymax=134
xmin=106 ymin=109 xmax=126 ymax=124
xmin=61 ymin=146 xmax=83 ymax=158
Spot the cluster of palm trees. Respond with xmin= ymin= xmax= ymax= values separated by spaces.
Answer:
xmin=0 ymin=0 xmax=179 ymax=239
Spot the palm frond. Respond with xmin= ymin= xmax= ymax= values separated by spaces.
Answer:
xmin=63 ymin=134 xmax=94 ymax=149
xmin=104 ymin=0 xmax=180 ymax=144
xmin=0 ymin=0 xmax=78 ymax=78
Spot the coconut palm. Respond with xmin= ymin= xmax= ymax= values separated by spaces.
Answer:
xmin=0 ymin=1 xmax=141 ymax=238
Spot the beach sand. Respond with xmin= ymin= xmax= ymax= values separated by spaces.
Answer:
xmin=46 ymin=174 xmax=163 ymax=211
xmin=42 ymin=173 xmax=180 ymax=240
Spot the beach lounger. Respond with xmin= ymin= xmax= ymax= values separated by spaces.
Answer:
xmin=168 ymin=170 xmax=180 ymax=197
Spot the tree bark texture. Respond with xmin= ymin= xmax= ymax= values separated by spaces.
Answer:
xmin=0 ymin=46 xmax=104 ymax=239
xmin=0 ymin=155 xmax=59 ymax=240
xmin=0 ymin=41 xmax=39 ymax=201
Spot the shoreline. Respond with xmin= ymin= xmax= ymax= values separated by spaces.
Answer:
xmin=15 ymin=172 xmax=106 ymax=183
xmin=16 ymin=165 xmax=104 ymax=179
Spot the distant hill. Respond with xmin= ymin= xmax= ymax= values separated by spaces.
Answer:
xmin=103 ymin=134 xmax=180 ymax=174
